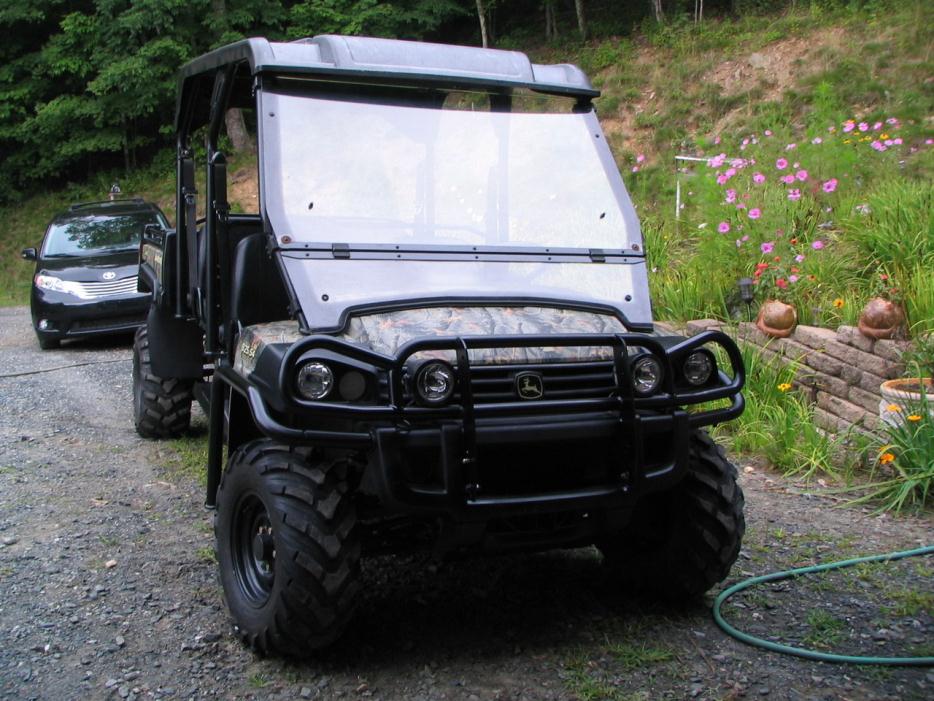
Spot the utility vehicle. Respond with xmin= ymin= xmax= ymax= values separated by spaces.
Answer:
xmin=135 ymin=35 xmax=747 ymax=656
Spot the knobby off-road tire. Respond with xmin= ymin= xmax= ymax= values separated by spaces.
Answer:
xmin=214 ymin=440 xmax=361 ymax=657
xmin=132 ymin=325 xmax=193 ymax=438
xmin=599 ymin=429 xmax=745 ymax=599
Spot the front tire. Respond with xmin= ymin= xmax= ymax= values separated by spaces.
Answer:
xmin=598 ymin=429 xmax=745 ymax=598
xmin=132 ymin=325 xmax=193 ymax=438
xmin=214 ymin=440 xmax=361 ymax=657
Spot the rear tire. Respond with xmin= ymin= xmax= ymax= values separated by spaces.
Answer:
xmin=133 ymin=325 xmax=193 ymax=438
xmin=598 ymin=429 xmax=745 ymax=598
xmin=215 ymin=440 xmax=361 ymax=657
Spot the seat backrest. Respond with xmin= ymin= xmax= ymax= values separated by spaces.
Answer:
xmin=228 ymin=233 xmax=291 ymax=329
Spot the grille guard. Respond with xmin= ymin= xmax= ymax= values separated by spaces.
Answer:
xmin=227 ymin=330 xmax=745 ymax=446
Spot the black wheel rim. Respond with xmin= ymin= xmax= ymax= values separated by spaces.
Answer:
xmin=231 ymin=493 xmax=276 ymax=606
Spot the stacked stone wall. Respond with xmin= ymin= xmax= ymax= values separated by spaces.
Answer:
xmin=679 ymin=320 xmax=911 ymax=436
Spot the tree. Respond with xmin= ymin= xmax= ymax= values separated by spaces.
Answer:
xmin=476 ymin=0 xmax=490 ymax=47
xmin=650 ymin=0 xmax=665 ymax=23
xmin=574 ymin=0 xmax=587 ymax=39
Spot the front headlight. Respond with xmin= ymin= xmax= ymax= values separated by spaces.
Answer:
xmin=632 ymin=355 xmax=663 ymax=396
xmin=414 ymin=361 xmax=456 ymax=406
xmin=683 ymin=351 xmax=714 ymax=386
xmin=34 ymin=274 xmax=91 ymax=299
xmin=296 ymin=362 xmax=334 ymax=400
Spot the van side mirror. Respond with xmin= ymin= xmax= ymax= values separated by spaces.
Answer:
xmin=143 ymin=223 xmax=165 ymax=245
xmin=21 ymin=248 xmax=37 ymax=261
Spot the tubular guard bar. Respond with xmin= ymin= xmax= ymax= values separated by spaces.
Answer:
xmin=231 ymin=330 xmax=745 ymax=444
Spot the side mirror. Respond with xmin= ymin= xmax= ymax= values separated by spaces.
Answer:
xmin=21 ymin=248 xmax=37 ymax=261
xmin=143 ymin=223 xmax=165 ymax=245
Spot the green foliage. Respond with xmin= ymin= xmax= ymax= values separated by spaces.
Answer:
xmin=713 ymin=344 xmax=839 ymax=477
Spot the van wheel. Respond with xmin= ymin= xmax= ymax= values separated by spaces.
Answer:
xmin=132 ymin=325 xmax=193 ymax=438
xmin=598 ymin=429 xmax=745 ymax=598
xmin=215 ymin=440 xmax=361 ymax=656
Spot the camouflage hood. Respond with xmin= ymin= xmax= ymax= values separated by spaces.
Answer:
xmin=233 ymin=306 xmax=630 ymax=376
xmin=339 ymin=306 xmax=627 ymax=364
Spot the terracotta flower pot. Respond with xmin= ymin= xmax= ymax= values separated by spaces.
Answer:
xmin=858 ymin=298 xmax=905 ymax=340
xmin=755 ymin=299 xmax=797 ymax=338
xmin=879 ymin=377 xmax=934 ymax=427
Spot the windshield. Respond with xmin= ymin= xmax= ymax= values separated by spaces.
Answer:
xmin=43 ymin=212 xmax=164 ymax=257
xmin=261 ymin=87 xmax=640 ymax=250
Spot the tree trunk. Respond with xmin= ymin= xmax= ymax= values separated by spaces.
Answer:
xmin=544 ymin=1 xmax=557 ymax=40
xmin=651 ymin=0 xmax=665 ymax=23
xmin=574 ymin=0 xmax=587 ymax=40
xmin=476 ymin=0 xmax=489 ymax=48
xmin=225 ymin=109 xmax=253 ymax=153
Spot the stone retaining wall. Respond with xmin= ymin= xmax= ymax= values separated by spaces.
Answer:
xmin=680 ymin=319 xmax=911 ymax=436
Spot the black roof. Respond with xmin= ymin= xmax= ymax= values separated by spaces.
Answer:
xmin=55 ymin=199 xmax=165 ymax=223
xmin=176 ymin=35 xmax=598 ymax=131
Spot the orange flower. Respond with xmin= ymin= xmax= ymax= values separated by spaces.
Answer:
xmin=832 ymin=298 xmax=844 ymax=308
xmin=879 ymin=452 xmax=895 ymax=465
xmin=906 ymin=414 xmax=922 ymax=422
xmin=777 ymin=383 xmax=792 ymax=392
xmin=887 ymin=404 xmax=901 ymax=412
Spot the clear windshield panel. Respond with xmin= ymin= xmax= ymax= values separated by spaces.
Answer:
xmin=282 ymin=257 xmax=653 ymax=332
xmin=262 ymin=90 xmax=640 ymax=249
xmin=43 ymin=213 xmax=163 ymax=256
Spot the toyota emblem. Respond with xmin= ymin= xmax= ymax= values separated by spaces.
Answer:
xmin=102 ymin=271 xmax=116 ymax=280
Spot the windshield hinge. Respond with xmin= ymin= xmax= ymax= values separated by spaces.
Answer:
xmin=589 ymin=248 xmax=606 ymax=263
xmin=331 ymin=243 xmax=351 ymax=259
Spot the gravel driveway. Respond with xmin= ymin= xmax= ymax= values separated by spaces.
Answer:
xmin=0 ymin=305 xmax=931 ymax=701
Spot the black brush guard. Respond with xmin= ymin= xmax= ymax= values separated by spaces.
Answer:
xmin=219 ymin=330 xmax=745 ymax=518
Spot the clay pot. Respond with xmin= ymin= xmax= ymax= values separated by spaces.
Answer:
xmin=858 ymin=298 xmax=905 ymax=340
xmin=755 ymin=299 xmax=797 ymax=338
xmin=879 ymin=377 xmax=933 ymax=427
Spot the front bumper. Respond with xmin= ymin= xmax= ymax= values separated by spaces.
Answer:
xmin=31 ymin=289 xmax=150 ymax=340
xmin=225 ymin=330 xmax=745 ymax=518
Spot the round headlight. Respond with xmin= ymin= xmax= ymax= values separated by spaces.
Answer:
xmin=632 ymin=355 xmax=663 ymax=396
xmin=414 ymin=361 xmax=456 ymax=406
xmin=296 ymin=362 xmax=334 ymax=400
xmin=683 ymin=351 xmax=714 ymax=386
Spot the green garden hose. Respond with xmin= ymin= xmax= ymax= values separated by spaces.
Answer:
xmin=712 ymin=545 xmax=934 ymax=666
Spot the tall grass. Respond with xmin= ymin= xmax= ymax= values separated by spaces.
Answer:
xmin=713 ymin=343 xmax=838 ymax=477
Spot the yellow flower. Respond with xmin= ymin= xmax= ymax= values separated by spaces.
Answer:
xmin=777 ymin=383 xmax=792 ymax=392
xmin=879 ymin=452 xmax=896 ymax=465
xmin=844 ymin=139 xmax=852 ymax=144
xmin=833 ymin=298 xmax=845 ymax=308
xmin=881 ymin=133 xmax=889 ymax=139
xmin=906 ymin=414 xmax=922 ymax=422
xmin=887 ymin=403 xmax=901 ymax=412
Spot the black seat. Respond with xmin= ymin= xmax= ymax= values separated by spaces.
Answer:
xmin=228 ymin=234 xmax=291 ymax=328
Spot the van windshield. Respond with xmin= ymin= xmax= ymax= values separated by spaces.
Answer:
xmin=44 ymin=212 xmax=163 ymax=257
xmin=260 ymin=87 xmax=640 ymax=251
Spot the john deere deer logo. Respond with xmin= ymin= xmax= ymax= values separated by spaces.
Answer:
xmin=515 ymin=372 xmax=544 ymax=400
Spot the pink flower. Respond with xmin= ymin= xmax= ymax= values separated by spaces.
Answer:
xmin=742 ymin=138 xmax=749 ymax=146
xmin=760 ymin=241 xmax=774 ymax=254
xmin=822 ymin=178 xmax=838 ymax=193
xmin=781 ymin=174 xmax=796 ymax=184
xmin=753 ymin=172 xmax=766 ymax=184
xmin=742 ymin=235 xmax=749 ymax=242
xmin=748 ymin=208 xmax=762 ymax=220
xmin=873 ymin=121 xmax=882 ymax=131
xmin=842 ymin=120 xmax=855 ymax=133
xmin=718 ymin=221 xmax=730 ymax=234
xmin=812 ymin=137 xmax=823 ymax=144
xmin=632 ymin=166 xmax=640 ymax=173
xmin=775 ymin=158 xmax=788 ymax=170
xmin=870 ymin=140 xmax=886 ymax=152
xmin=812 ymin=240 xmax=825 ymax=250
xmin=884 ymin=139 xmax=893 ymax=146
xmin=787 ymin=189 xmax=801 ymax=201
xmin=764 ymin=129 xmax=773 ymax=136
xmin=735 ymin=202 xmax=746 ymax=210
xmin=785 ymin=143 xmax=797 ymax=151
xmin=725 ymin=167 xmax=737 ymax=177
xmin=886 ymin=117 xmax=899 ymax=126
xmin=795 ymin=254 xmax=805 ymax=263
xmin=789 ymin=274 xmax=799 ymax=283
xmin=636 ymin=153 xmax=646 ymax=163
xmin=730 ymin=158 xmax=746 ymax=168
xmin=927 ymin=138 xmax=934 ymax=145
xmin=707 ymin=153 xmax=726 ymax=168
xmin=714 ymin=135 xmax=721 ymax=145
xmin=858 ymin=122 xmax=869 ymax=132
xmin=796 ymin=169 xmax=808 ymax=181
xmin=893 ymin=137 xmax=902 ymax=145
xmin=716 ymin=174 xmax=729 ymax=185
xmin=725 ymin=189 xmax=737 ymax=203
